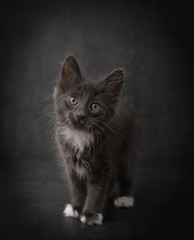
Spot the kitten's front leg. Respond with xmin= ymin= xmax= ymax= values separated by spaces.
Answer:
xmin=80 ymin=177 xmax=109 ymax=225
xmin=64 ymin=172 xmax=86 ymax=218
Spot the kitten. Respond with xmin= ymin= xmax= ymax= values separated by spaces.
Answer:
xmin=53 ymin=56 xmax=136 ymax=225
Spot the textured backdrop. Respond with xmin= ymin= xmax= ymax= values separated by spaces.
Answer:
xmin=1 ymin=1 xmax=193 ymax=163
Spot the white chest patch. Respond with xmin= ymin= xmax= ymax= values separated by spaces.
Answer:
xmin=62 ymin=127 xmax=94 ymax=157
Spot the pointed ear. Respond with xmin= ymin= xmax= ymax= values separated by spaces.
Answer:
xmin=59 ymin=55 xmax=82 ymax=90
xmin=102 ymin=69 xmax=124 ymax=101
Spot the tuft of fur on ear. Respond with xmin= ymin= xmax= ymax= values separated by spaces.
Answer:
xmin=59 ymin=55 xmax=82 ymax=90
xmin=102 ymin=69 xmax=124 ymax=101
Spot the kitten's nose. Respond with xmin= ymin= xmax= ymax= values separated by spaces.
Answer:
xmin=76 ymin=115 xmax=85 ymax=121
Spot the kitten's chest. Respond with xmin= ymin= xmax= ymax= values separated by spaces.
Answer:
xmin=61 ymin=127 xmax=94 ymax=158
xmin=58 ymin=127 xmax=94 ymax=178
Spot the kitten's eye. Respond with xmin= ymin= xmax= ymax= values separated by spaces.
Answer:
xmin=91 ymin=103 xmax=101 ymax=112
xmin=69 ymin=97 xmax=78 ymax=105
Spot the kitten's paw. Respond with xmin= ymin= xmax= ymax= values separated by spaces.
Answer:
xmin=80 ymin=212 xmax=103 ymax=225
xmin=63 ymin=204 xmax=79 ymax=218
xmin=114 ymin=196 xmax=134 ymax=208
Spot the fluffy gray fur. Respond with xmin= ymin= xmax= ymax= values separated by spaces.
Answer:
xmin=53 ymin=56 xmax=136 ymax=225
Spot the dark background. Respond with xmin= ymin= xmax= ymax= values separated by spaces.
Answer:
xmin=0 ymin=0 xmax=193 ymax=239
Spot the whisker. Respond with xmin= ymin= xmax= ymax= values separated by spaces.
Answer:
xmin=95 ymin=119 xmax=120 ymax=142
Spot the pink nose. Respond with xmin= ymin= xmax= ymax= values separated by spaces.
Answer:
xmin=76 ymin=115 xmax=85 ymax=121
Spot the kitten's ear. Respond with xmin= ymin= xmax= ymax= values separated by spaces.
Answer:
xmin=102 ymin=69 xmax=124 ymax=101
xmin=59 ymin=55 xmax=82 ymax=90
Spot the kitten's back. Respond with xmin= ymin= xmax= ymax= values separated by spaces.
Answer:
xmin=105 ymin=101 xmax=136 ymax=164
xmin=111 ymin=101 xmax=136 ymax=140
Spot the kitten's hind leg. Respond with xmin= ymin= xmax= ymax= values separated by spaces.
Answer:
xmin=114 ymin=196 xmax=134 ymax=208
xmin=114 ymin=154 xmax=134 ymax=208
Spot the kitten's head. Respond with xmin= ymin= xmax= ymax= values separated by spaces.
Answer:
xmin=54 ymin=55 xmax=124 ymax=132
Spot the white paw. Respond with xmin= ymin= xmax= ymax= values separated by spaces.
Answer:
xmin=63 ymin=204 xmax=79 ymax=217
xmin=114 ymin=196 xmax=134 ymax=208
xmin=80 ymin=215 xmax=87 ymax=223
xmin=80 ymin=213 xmax=103 ymax=225
xmin=96 ymin=213 xmax=103 ymax=224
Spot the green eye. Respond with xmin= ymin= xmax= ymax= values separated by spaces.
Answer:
xmin=91 ymin=103 xmax=101 ymax=112
xmin=69 ymin=97 xmax=78 ymax=105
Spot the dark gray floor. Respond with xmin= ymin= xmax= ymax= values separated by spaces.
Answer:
xmin=1 ymin=157 xmax=190 ymax=240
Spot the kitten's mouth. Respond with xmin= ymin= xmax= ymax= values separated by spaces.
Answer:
xmin=71 ymin=118 xmax=86 ymax=129
xmin=67 ymin=113 xmax=88 ymax=130
xmin=77 ymin=120 xmax=85 ymax=127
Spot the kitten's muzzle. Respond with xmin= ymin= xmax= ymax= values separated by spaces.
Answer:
xmin=70 ymin=114 xmax=86 ymax=128
xmin=76 ymin=115 xmax=85 ymax=122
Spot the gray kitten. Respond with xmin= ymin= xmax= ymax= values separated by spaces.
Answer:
xmin=53 ymin=56 xmax=136 ymax=225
